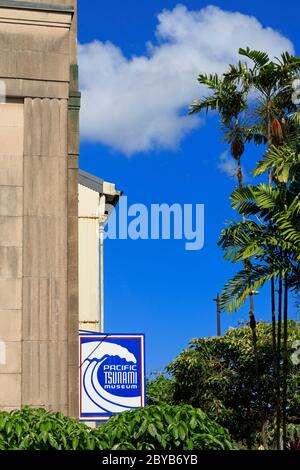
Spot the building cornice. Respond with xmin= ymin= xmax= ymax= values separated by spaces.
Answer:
xmin=0 ymin=1 xmax=74 ymax=13
xmin=0 ymin=1 xmax=73 ymax=28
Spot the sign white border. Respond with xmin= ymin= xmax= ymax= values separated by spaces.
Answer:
xmin=79 ymin=333 xmax=146 ymax=421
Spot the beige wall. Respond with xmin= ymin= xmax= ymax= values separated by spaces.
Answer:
xmin=0 ymin=101 xmax=23 ymax=410
xmin=22 ymin=97 xmax=69 ymax=412
xmin=0 ymin=1 xmax=80 ymax=416
xmin=19 ymin=0 xmax=78 ymax=64
xmin=79 ymin=185 xmax=100 ymax=331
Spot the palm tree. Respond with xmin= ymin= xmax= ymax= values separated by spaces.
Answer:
xmin=189 ymin=73 xmax=248 ymax=188
xmin=224 ymin=48 xmax=300 ymax=185
xmin=190 ymin=73 xmax=261 ymax=363
xmin=256 ymin=143 xmax=300 ymax=449
xmin=218 ymin=181 xmax=300 ymax=448
xmin=223 ymin=50 xmax=300 ymax=448
xmin=191 ymin=49 xmax=300 ymax=448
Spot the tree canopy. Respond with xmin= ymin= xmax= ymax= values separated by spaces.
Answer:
xmin=166 ymin=322 xmax=300 ymax=448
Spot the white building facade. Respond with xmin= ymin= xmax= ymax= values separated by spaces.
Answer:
xmin=78 ymin=170 xmax=121 ymax=333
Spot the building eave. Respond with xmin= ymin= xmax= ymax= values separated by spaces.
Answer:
xmin=78 ymin=169 xmax=122 ymax=207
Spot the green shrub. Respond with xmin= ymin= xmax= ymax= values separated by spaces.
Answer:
xmin=95 ymin=404 xmax=235 ymax=450
xmin=167 ymin=322 xmax=300 ymax=448
xmin=0 ymin=405 xmax=235 ymax=451
xmin=0 ymin=407 xmax=99 ymax=450
xmin=146 ymin=373 xmax=174 ymax=406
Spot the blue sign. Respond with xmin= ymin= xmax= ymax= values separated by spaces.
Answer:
xmin=79 ymin=333 xmax=146 ymax=421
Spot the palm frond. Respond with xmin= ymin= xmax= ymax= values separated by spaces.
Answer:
xmin=220 ymin=265 xmax=282 ymax=313
xmin=189 ymin=96 xmax=219 ymax=115
xmin=239 ymin=47 xmax=270 ymax=68
xmin=254 ymin=145 xmax=300 ymax=183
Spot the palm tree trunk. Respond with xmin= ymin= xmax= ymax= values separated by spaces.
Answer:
xmin=271 ymin=277 xmax=280 ymax=450
xmin=249 ymin=292 xmax=258 ymax=369
xmin=277 ymin=273 xmax=283 ymax=449
xmin=236 ymin=148 xmax=261 ymax=438
xmin=237 ymin=157 xmax=243 ymax=190
xmin=267 ymin=101 xmax=273 ymax=187
xmin=235 ymin=145 xmax=259 ymax=384
xmin=282 ymin=273 xmax=289 ymax=449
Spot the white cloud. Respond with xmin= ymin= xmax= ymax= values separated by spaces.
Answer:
xmin=217 ymin=151 xmax=249 ymax=182
xmin=79 ymin=4 xmax=294 ymax=155
xmin=218 ymin=151 xmax=238 ymax=179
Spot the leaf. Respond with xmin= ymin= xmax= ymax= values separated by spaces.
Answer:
xmin=41 ymin=430 xmax=48 ymax=444
xmin=172 ymin=426 xmax=179 ymax=440
xmin=190 ymin=415 xmax=198 ymax=430
xmin=5 ymin=422 xmax=12 ymax=435
xmin=178 ymin=424 xmax=186 ymax=441
xmin=239 ymin=47 xmax=270 ymax=68
xmin=72 ymin=436 xmax=79 ymax=450
xmin=15 ymin=424 xmax=22 ymax=439
xmin=164 ymin=413 xmax=173 ymax=426
xmin=148 ymin=423 xmax=158 ymax=438
xmin=48 ymin=434 xmax=60 ymax=450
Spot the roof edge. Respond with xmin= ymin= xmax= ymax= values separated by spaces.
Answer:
xmin=79 ymin=169 xmax=104 ymax=193
xmin=78 ymin=169 xmax=123 ymax=206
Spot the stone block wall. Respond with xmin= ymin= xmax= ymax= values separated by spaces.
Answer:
xmin=0 ymin=0 xmax=79 ymax=417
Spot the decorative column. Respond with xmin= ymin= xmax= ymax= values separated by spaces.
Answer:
xmin=67 ymin=65 xmax=81 ymax=417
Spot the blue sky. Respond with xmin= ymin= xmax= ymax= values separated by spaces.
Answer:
xmin=77 ymin=1 xmax=300 ymax=373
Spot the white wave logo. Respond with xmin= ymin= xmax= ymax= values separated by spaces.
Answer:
xmin=81 ymin=341 xmax=141 ymax=415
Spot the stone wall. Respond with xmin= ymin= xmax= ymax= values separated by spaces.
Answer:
xmin=0 ymin=100 xmax=23 ymax=410
xmin=0 ymin=0 xmax=79 ymax=417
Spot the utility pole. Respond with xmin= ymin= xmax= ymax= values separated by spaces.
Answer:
xmin=213 ymin=294 xmax=221 ymax=336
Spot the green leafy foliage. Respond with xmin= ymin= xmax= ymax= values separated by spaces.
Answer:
xmin=253 ymin=423 xmax=300 ymax=450
xmin=255 ymin=145 xmax=300 ymax=183
xmin=218 ymin=181 xmax=300 ymax=312
xmin=0 ymin=407 xmax=99 ymax=450
xmin=167 ymin=322 xmax=300 ymax=448
xmin=94 ymin=405 xmax=235 ymax=450
xmin=146 ymin=373 xmax=174 ymax=405
xmin=190 ymin=46 xmax=300 ymax=450
xmin=0 ymin=405 xmax=234 ymax=451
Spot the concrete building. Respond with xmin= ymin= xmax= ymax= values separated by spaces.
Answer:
xmin=0 ymin=0 xmax=80 ymax=417
xmin=78 ymin=170 xmax=121 ymax=334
